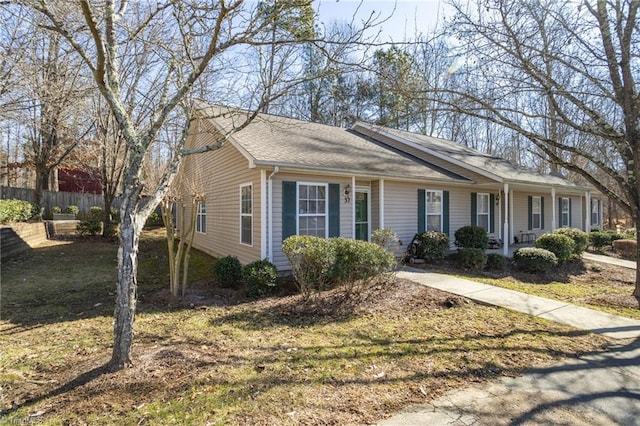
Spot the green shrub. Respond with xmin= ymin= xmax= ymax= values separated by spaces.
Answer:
xmin=535 ymin=233 xmax=574 ymax=263
xmin=51 ymin=206 xmax=62 ymax=214
xmin=613 ymin=239 xmax=636 ymax=259
xmin=331 ymin=237 xmax=395 ymax=286
xmin=457 ymin=247 xmax=487 ymax=271
xmin=486 ymin=253 xmax=505 ymax=271
xmin=414 ymin=231 xmax=449 ymax=262
xmin=65 ymin=205 xmax=79 ymax=216
xmin=103 ymin=222 xmax=119 ymax=238
xmin=89 ymin=206 xmax=103 ymax=220
xmin=371 ymin=228 xmax=400 ymax=254
xmin=76 ymin=220 xmax=102 ymax=236
xmin=454 ymin=225 xmax=488 ymax=249
xmin=589 ymin=231 xmax=611 ymax=252
xmin=282 ymin=236 xmax=336 ymax=298
xmin=282 ymin=235 xmax=394 ymax=300
xmin=0 ymin=199 xmax=35 ymax=223
xmin=607 ymin=231 xmax=625 ymax=243
xmin=553 ymin=227 xmax=588 ymax=257
xmin=244 ymin=259 xmax=278 ymax=297
xmin=213 ymin=255 xmax=243 ymax=288
xmin=145 ymin=211 xmax=162 ymax=228
xmin=514 ymin=247 xmax=558 ymax=273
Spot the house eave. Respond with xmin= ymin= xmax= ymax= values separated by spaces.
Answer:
xmin=252 ymin=161 xmax=474 ymax=186
xmin=352 ymin=122 xmax=505 ymax=183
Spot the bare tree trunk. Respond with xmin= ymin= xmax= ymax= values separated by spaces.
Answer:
xmin=634 ymin=213 xmax=640 ymax=304
xmin=34 ymin=167 xmax=50 ymax=208
xmin=110 ymin=204 xmax=143 ymax=370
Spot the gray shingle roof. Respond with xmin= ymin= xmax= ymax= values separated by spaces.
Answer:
xmin=198 ymin=105 xmax=470 ymax=183
xmin=359 ymin=123 xmax=588 ymax=190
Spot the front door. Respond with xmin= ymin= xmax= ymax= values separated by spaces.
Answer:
xmin=355 ymin=190 xmax=369 ymax=241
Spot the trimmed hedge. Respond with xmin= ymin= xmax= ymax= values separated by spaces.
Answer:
xmin=535 ymin=233 xmax=574 ymax=263
xmin=485 ymin=253 xmax=505 ymax=271
xmin=454 ymin=225 xmax=488 ymax=249
xmin=0 ymin=199 xmax=35 ymax=223
xmin=457 ymin=247 xmax=487 ymax=271
xmin=514 ymin=247 xmax=558 ymax=273
xmin=553 ymin=227 xmax=588 ymax=257
xmin=414 ymin=231 xmax=449 ymax=262
xmin=613 ymin=239 xmax=636 ymax=259
xmin=282 ymin=235 xmax=394 ymax=299
xmin=244 ymin=259 xmax=278 ymax=297
xmin=77 ymin=220 xmax=102 ymax=236
xmin=213 ymin=255 xmax=243 ymax=288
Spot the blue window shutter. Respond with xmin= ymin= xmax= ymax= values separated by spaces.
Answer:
xmin=569 ymin=198 xmax=572 ymax=227
xmin=443 ymin=190 xmax=450 ymax=236
xmin=282 ymin=181 xmax=296 ymax=240
xmin=470 ymin=192 xmax=477 ymax=226
xmin=527 ymin=196 xmax=532 ymax=230
xmin=328 ymin=183 xmax=340 ymax=237
xmin=597 ymin=199 xmax=601 ymax=225
xmin=541 ymin=197 xmax=545 ymax=229
xmin=417 ymin=189 xmax=426 ymax=233
xmin=489 ymin=193 xmax=495 ymax=233
xmin=558 ymin=198 xmax=561 ymax=227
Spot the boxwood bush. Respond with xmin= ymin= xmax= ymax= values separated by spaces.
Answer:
xmin=454 ymin=225 xmax=488 ymax=249
xmin=77 ymin=220 xmax=102 ymax=236
xmin=514 ymin=247 xmax=558 ymax=273
xmin=213 ymin=255 xmax=243 ymax=288
xmin=282 ymin=235 xmax=394 ymax=300
xmin=589 ymin=231 xmax=611 ymax=252
xmin=243 ymin=259 xmax=278 ymax=297
xmin=457 ymin=247 xmax=487 ymax=271
xmin=613 ymin=239 xmax=636 ymax=259
xmin=0 ymin=199 xmax=35 ymax=223
xmin=553 ymin=227 xmax=588 ymax=257
xmin=535 ymin=233 xmax=575 ymax=263
xmin=485 ymin=253 xmax=505 ymax=271
xmin=414 ymin=231 xmax=449 ymax=262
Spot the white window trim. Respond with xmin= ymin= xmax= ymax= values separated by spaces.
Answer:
xmin=531 ymin=195 xmax=542 ymax=230
xmin=196 ymin=201 xmax=206 ymax=234
xmin=425 ymin=189 xmax=443 ymax=232
xmin=240 ymin=183 xmax=253 ymax=247
xmin=477 ymin=192 xmax=490 ymax=231
xmin=297 ymin=182 xmax=329 ymax=237
xmin=560 ymin=197 xmax=570 ymax=227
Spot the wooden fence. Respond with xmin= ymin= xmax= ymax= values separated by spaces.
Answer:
xmin=0 ymin=186 xmax=122 ymax=215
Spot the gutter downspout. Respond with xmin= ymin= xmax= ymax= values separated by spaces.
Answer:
xmin=267 ymin=166 xmax=279 ymax=262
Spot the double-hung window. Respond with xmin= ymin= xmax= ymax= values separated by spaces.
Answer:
xmin=240 ymin=184 xmax=252 ymax=245
xmin=531 ymin=196 xmax=542 ymax=229
xmin=425 ymin=190 xmax=443 ymax=232
xmin=196 ymin=201 xmax=206 ymax=234
xmin=560 ymin=197 xmax=570 ymax=227
xmin=591 ymin=200 xmax=600 ymax=226
xmin=298 ymin=183 xmax=327 ymax=237
xmin=476 ymin=193 xmax=490 ymax=231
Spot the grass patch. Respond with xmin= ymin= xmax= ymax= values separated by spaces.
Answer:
xmin=428 ymin=255 xmax=640 ymax=320
xmin=0 ymin=232 xmax=612 ymax=424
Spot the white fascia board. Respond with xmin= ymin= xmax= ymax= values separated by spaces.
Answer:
xmin=352 ymin=122 xmax=503 ymax=183
xmin=252 ymin=161 xmax=473 ymax=186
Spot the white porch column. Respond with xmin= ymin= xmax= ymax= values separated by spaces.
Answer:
xmin=497 ymin=190 xmax=502 ymax=240
xmin=503 ymin=183 xmax=509 ymax=256
xmin=551 ymin=187 xmax=557 ymax=230
xmin=379 ymin=179 xmax=385 ymax=229
xmin=585 ymin=191 xmax=591 ymax=232
xmin=351 ymin=176 xmax=356 ymax=239
xmin=260 ymin=170 xmax=268 ymax=259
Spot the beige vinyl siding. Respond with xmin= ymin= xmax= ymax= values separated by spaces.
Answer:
xmin=371 ymin=180 xmax=380 ymax=231
xmin=180 ymin=120 xmax=262 ymax=265
xmin=510 ymin=192 xmax=584 ymax=243
xmin=271 ymin=173 xmax=353 ymax=271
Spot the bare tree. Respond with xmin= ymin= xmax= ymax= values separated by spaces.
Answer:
xmin=16 ymin=0 xmax=375 ymax=371
xmin=439 ymin=0 xmax=640 ymax=298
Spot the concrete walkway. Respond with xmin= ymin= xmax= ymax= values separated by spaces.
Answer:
xmin=378 ymin=266 xmax=640 ymax=425
xmin=584 ymin=252 xmax=636 ymax=270
xmin=397 ymin=267 xmax=640 ymax=340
